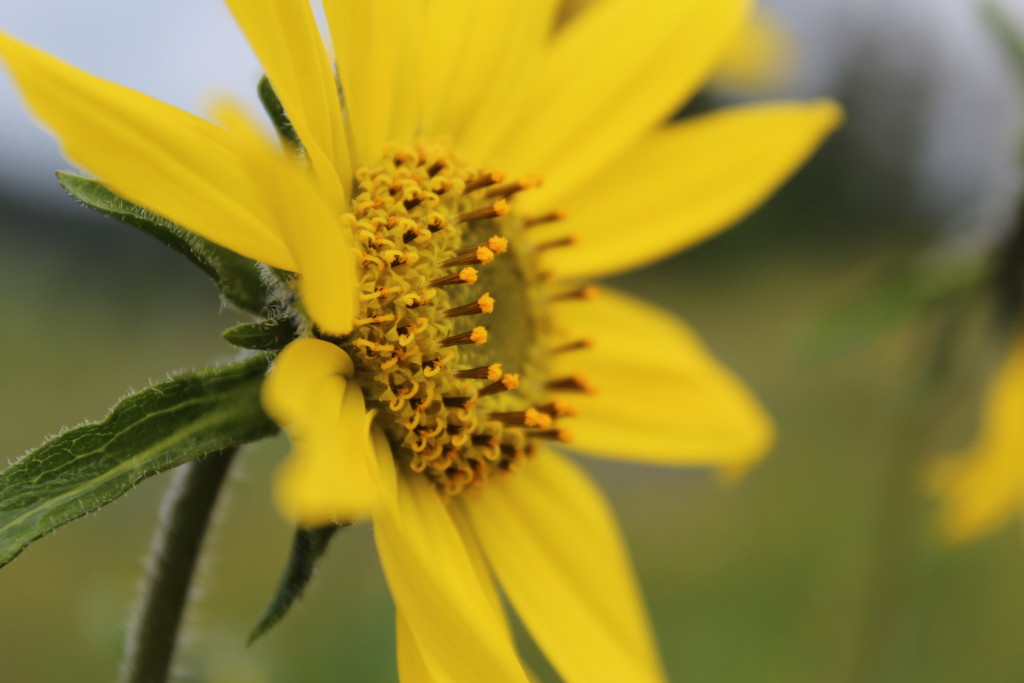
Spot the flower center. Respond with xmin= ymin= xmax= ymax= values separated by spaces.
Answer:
xmin=333 ymin=141 xmax=586 ymax=497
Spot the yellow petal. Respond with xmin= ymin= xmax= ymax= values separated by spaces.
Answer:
xmin=324 ymin=0 xmax=422 ymax=166
xmin=419 ymin=1 xmax=497 ymax=137
xmin=534 ymin=100 xmax=842 ymax=280
xmin=493 ymin=0 xmax=749 ymax=205
xmin=368 ymin=425 xmax=400 ymax=516
xmin=225 ymin=0 xmax=351 ymax=209
xmin=447 ymin=505 xmax=511 ymax=636
xmin=423 ymin=0 xmax=558 ymax=157
xmin=216 ymin=103 xmax=358 ymax=335
xmin=273 ymin=379 xmax=377 ymax=526
xmin=372 ymin=440 xmax=529 ymax=683
xmin=553 ymin=287 xmax=774 ymax=470
xmin=931 ymin=334 xmax=1024 ymax=543
xmin=261 ymin=338 xmax=354 ymax=427
xmin=463 ymin=449 xmax=665 ymax=683
xmin=0 ymin=32 xmax=295 ymax=270
xmin=712 ymin=11 xmax=796 ymax=93
xmin=397 ymin=612 xmax=454 ymax=683
xmin=265 ymin=340 xmax=372 ymax=526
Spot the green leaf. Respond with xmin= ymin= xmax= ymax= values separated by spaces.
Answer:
xmin=249 ymin=523 xmax=346 ymax=644
xmin=56 ymin=172 xmax=269 ymax=315
xmin=0 ymin=355 xmax=277 ymax=568
xmin=223 ymin=316 xmax=297 ymax=351
xmin=258 ymin=76 xmax=302 ymax=150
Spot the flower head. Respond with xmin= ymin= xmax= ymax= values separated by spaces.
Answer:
xmin=930 ymin=331 xmax=1024 ymax=544
xmin=0 ymin=0 xmax=840 ymax=679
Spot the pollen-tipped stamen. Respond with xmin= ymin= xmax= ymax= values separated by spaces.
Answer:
xmin=457 ymin=236 xmax=508 ymax=257
xmin=445 ymin=293 xmax=496 ymax=318
xmin=429 ymin=267 xmax=478 ymax=287
xmin=478 ymin=373 xmax=520 ymax=397
xmin=454 ymin=200 xmax=510 ymax=223
xmin=440 ymin=327 xmax=489 ymax=347
xmin=456 ymin=363 xmax=503 ymax=380
xmin=441 ymin=246 xmax=495 ymax=268
xmin=488 ymin=408 xmax=553 ymax=429
xmin=464 ymin=171 xmax=507 ymax=193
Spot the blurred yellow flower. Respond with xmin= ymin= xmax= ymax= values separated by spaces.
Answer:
xmin=931 ymin=332 xmax=1024 ymax=544
xmin=0 ymin=0 xmax=840 ymax=679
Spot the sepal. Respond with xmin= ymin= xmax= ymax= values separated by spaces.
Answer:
xmin=223 ymin=316 xmax=297 ymax=351
xmin=248 ymin=523 xmax=345 ymax=644
xmin=56 ymin=172 xmax=270 ymax=314
xmin=258 ymin=76 xmax=302 ymax=150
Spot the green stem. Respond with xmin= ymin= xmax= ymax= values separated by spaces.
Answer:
xmin=848 ymin=318 xmax=962 ymax=682
xmin=847 ymin=394 xmax=933 ymax=682
xmin=118 ymin=449 xmax=236 ymax=683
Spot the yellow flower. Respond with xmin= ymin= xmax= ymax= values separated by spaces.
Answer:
xmin=0 ymin=1 xmax=840 ymax=680
xmin=930 ymin=332 xmax=1024 ymax=544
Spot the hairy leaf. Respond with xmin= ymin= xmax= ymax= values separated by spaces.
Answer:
xmin=223 ymin=316 xmax=297 ymax=351
xmin=249 ymin=523 xmax=346 ymax=644
xmin=56 ymin=172 xmax=269 ymax=314
xmin=0 ymin=355 xmax=277 ymax=568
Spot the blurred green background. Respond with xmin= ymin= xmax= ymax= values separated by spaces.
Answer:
xmin=4 ymin=154 xmax=1024 ymax=682
xmin=5 ymin=1 xmax=1024 ymax=681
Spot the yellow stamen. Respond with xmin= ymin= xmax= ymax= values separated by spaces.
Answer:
xmin=455 ymin=199 xmax=510 ymax=223
xmin=463 ymin=170 xmax=507 ymax=193
xmin=440 ymin=326 xmax=488 ymax=347
xmin=429 ymin=267 xmax=478 ymax=287
xmin=445 ymin=293 xmax=496 ymax=318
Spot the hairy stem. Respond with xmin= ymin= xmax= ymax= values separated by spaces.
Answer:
xmin=118 ymin=448 xmax=236 ymax=683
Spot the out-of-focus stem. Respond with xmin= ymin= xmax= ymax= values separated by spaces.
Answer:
xmin=118 ymin=448 xmax=236 ymax=683
xmin=848 ymin=319 xmax=960 ymax=683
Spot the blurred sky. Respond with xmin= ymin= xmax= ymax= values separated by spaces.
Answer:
xmin=3 ymin=0 xmax=1024 ymax=238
